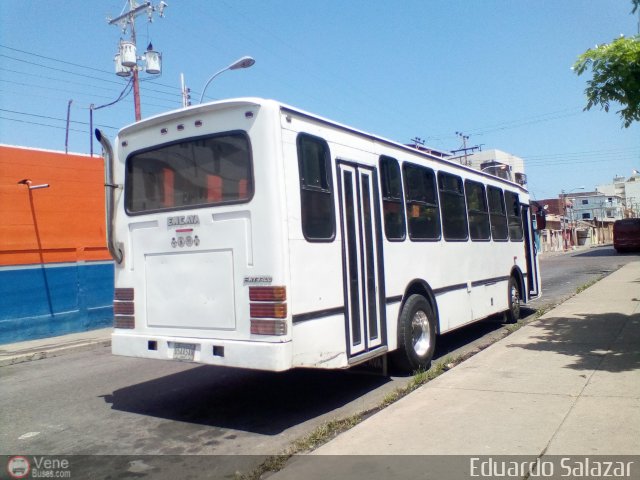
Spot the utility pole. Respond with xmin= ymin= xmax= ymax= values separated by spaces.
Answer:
xmin=65 ymin=99 xmax=72 ymax=154
xmin=456 ymin=132 xmax=469 ymax=165
xmin=108 ymin=1 xmax=167 ymax=121
xmin=130 ymin=19 xmax=142 ymax=121
xmin=180 ymin=73 xmax=191 ymax=108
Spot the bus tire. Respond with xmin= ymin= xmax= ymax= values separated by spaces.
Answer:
xmin=504 ymin=275 xmax=521 ymax=324
xmin=392 ymin=294 xmax=436 ymax=372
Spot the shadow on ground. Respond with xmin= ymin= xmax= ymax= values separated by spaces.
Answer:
xmin=102 ymin=366 xmax=391 ymax=435
xmin=572 ymin=248 xmax=639 ymax=258
xmin=102 ymin=311 xmax=527 ymax=434
xmin=507 ymin=311 xmax=640 ymax=372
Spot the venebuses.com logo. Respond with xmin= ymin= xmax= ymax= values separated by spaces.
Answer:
xmin=6 ymin=456 xmax=71 ymax=479
xmin=6 ymin=456 xmax=30 ymax=479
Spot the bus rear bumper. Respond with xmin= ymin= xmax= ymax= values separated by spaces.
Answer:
xmin=112 ymin=331 xmax=292 ymax=372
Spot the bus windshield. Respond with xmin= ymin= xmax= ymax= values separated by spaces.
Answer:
xmin=125 ymin=131 xmax=253 ymax=214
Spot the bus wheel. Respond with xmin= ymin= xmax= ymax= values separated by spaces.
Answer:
xmin=392 ymin=294 xmax=436 ymax=372
xmin=504 ymin=276 xmax=521 ymax=324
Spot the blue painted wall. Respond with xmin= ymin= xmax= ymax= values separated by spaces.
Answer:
xmin=0 ymin=261 xmax=114 ymax=345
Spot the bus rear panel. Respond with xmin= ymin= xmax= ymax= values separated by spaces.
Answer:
xmin=109 ymin=100 xmax=294 ymax=371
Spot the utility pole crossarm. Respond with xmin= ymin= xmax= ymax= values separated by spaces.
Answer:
xmin=108 ymin=1 xmax=151 ymax=25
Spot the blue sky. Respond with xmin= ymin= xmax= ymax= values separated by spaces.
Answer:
xmin=1 ymin=0 xmax=639 ymax=200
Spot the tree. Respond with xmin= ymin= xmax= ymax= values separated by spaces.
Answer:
xmin=573 ymin=1 xmax=640 ymax=127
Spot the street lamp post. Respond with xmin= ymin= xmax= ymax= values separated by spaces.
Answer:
xmin=199 ymin=56 xmax=256 ymax=104
xmin=561 ymin=187 xmax=585 ymax=250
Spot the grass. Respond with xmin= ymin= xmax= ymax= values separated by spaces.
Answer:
xmin=238 ymin=356 xmax=461 ymax=480
xmin=576 ymin=275 xmax=604 ymax=294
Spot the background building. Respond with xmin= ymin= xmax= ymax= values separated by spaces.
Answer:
xmin=597 ymin=171 xmax=640 ymax=217
xmin=566 ymin=191 xmax=624 ymax=223
xmin=0 ymin=145 xmax=113 ymax=344
xmin=463 ymin=149 xmax=527 ymax=186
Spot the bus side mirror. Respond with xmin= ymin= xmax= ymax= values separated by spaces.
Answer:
xmin=535 ymin=211 xmax=546 ymax=230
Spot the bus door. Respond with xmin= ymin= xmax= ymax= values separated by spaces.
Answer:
xmin=336 ymin=161 xmax=386 ymax=359
xmin=521 ymin=204 xmax=540 ymax=298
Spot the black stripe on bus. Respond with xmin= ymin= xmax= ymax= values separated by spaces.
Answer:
xmin=471 ymin=275 xmax=511 ymax=287
xmin=433 ymin=283 xmax=468 ymax=295
xmin=385 ymin=295 xmax=403 ymax=304
xmin=295 ymin=273 xmax=525 ymax=323
xmin=292 ymin=306 xmax=345 ymax=324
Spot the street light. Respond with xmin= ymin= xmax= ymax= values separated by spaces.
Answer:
xmin=561 ymin=186 xmax=585 ymax=250
xmin=199 ymin=56 xmax=256 ymax=104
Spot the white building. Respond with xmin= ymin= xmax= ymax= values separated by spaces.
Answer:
xmin=566 ymin=192 xmax=624 ymax=223
xmin=462 ymin=149 xmax=527 ymax=186
xmin=596 ymin=171 xmax=640 ymax=217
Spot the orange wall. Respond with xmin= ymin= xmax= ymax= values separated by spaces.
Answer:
xmin=0 ymin=145 xmax=111 ymax=266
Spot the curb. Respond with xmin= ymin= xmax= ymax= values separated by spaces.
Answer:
xmin=0 ymin=338 xmax=112 ymax=367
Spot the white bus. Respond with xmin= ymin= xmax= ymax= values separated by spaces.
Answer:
xmin=96 ymin=98 xmax=540 ymax=372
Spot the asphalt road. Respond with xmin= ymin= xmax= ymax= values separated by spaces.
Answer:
xmin=531 ymin=245 xmax=638 ymax=307
xmin=1 ymin=245 xmax=637 ymax=478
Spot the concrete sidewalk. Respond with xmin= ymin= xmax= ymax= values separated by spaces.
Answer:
xmin=275 ymin=261 xmax=640 ymax=478
xmin=0 ymin=327 xmax=112 ymax=366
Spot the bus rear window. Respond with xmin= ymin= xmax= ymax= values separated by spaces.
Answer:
xmin=125 ymin=132 xmax=252 ymax=214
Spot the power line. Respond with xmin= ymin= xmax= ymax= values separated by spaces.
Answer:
xmin=0 ymin=53 xmax=126 ymax=86
xmin=0 ymin=115 xmax=89 ymax=134
xmin=0 ymin=78 xmax=176 ymax=109
xmin=0 ymin=44 xmax=114 ymax=75
xmin=0 ymin=43 xmax=182 ymax=96
xmin=0 ymin=49 xmax=181 ymax=101
xmin=93 ymin=78 xmax=134 ymax=111
xmin=0 ymin=108 xmax=118 ymax=130
xmin=522 ymin=146 xmax=640 ymax=161
xmin=0 ymin=59 xmax=179 ymax=105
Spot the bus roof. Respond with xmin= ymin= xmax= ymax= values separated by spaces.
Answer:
xmin=117 ymin=97 xmax=527 ymax=193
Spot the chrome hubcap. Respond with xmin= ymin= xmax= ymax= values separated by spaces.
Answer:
xmin=511 ymin=285 xmax=520 ymax=316
xmin=411 ymin=310 xmax=431 ymax=356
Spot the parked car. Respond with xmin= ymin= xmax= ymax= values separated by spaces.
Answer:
xmin=613 ymin=218 xmax=640 ymax=253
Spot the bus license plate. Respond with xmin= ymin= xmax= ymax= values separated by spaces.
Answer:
xmin=173 ymin=342 xmax=196 ymax=361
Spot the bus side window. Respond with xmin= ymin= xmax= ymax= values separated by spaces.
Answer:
xmin=402 ymin=163 xmax=441 ymax=241
xmin=505 ymin=191 xmax=523 ymax=241
xmin=487 ymin=186 xmax=508 ymax=241
xmin=296 ymin=134 xmax=336 ymax=241
xmin=438 ymin=172 xmax=469 ymax=241
xmin=464 ymin=180 xmax=490 ymax=241
xmin=379 ymin=155 xmax=406 ymax=241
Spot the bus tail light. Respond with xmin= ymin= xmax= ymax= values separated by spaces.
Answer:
xmin=114 ymin=288 xmax=135 ymax=329
xmin=251 ymin=319 xmax=287 ymax=335
xmin=249 ymin=286 xmax=286 ymax=302
xmin=250 ymin=303 xmax=287 ymax=319
xmin=249 ymin=285 xmax=287 ymax=335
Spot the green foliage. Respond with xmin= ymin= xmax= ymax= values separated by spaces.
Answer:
xmin=573 ymin=34 xmax=640 ymax=128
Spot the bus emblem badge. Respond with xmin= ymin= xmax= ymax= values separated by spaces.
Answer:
xmin=243 ymin=276 xmax=273 ymax=285
xmin=168 ymin=215 xmax=200 ymax=228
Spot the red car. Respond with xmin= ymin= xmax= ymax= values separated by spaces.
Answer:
xmin=613 ymin=219 xmax=640 ymax=253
